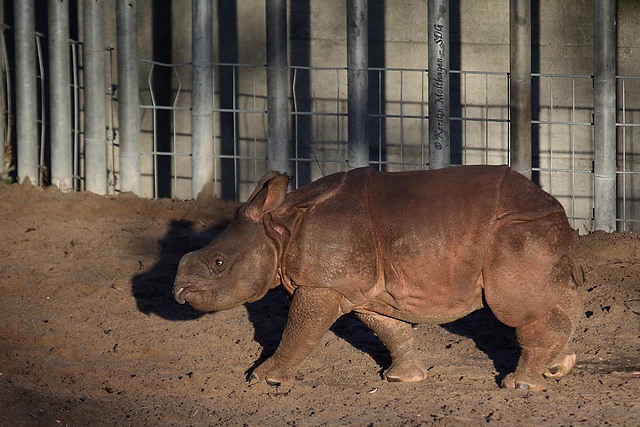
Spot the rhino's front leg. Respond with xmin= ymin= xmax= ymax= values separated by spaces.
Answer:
xmin=251 ymin=286 xmax=348 ymax=385
xmin=355 ymin=312 xmax=427 ymax=382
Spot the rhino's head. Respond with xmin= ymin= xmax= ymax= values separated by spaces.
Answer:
xmin=173 ymin=172 xmax=289 ymax=312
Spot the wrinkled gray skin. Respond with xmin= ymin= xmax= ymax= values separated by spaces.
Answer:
xmin=173 ymin=166 xmax=582 ymax=390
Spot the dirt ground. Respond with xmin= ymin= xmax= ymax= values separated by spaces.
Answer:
xmin=0 ymin=181 xmax=638 ymax=426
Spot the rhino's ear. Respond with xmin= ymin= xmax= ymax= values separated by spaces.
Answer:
xmin=243 ymin=172 xmax=289 ymax=221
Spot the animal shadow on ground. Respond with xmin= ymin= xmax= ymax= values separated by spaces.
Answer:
xmin=441 ymin=308 xmax=520 ymax=386
xmin=131 ymin=219 xmax=227 ymax=321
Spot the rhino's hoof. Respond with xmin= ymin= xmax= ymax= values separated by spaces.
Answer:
xmin=251 ymin=359 xmax=295 ymax=386
xmin=500 ymin=373 xmax=519 ymax=389
xmin=384 ymin=360 xmax=427 ymax=382
xmin=266 ymin=377 xmax=283 ymax=386
xmin=501 ymin=373 xmax=545 ymax=391
xmin=250 ymin=371 xmax=285 ymax=386
xmin=543 ymin=353 xmax=576 ymax=379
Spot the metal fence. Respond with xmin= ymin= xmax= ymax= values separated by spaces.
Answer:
xmin=0 ymin=24 xmax=118 ymax=193
xmin=618 ymin=76 xmax=640 ymax=231
xmin=136 ymin=61 xmax=640 ymax=233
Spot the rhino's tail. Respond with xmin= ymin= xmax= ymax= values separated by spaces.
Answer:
xmin=570 ymin=258 xmax=584 ymax=286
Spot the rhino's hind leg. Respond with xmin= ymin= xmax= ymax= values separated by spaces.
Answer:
xmin=543 ymin=286 xmax=581 ymax=379
xmin=483 ymin=210 xmax=581 ymax=390
xmin=355 ymin=312 xmax=427 ymax=382
xmin=501 ymin=289 xmax=579 ymax=390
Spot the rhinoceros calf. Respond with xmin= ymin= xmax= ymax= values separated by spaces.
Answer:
xmin=173 ymin=165 xmax=582 ymax=390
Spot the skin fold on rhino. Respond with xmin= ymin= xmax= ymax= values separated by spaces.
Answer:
xmin=173 ymin=165 xmax=582 ymax=390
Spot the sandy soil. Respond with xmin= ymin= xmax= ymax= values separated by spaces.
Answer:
xmin=0 ymin=181 xmax=639 ymax=426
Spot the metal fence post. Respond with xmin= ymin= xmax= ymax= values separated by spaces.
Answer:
xmin=0 ymin=0 xmax=6 ymax=175
xmin=266 ymin=0 xmax=291 ymax=174
xmin=428 ymin=0 xmax=450 ymax=170
xmin=14 ymin=0 xmax=38 ymax=184
xmin=594 ymin=0 xmax=617 ymax=232
xmin=83 ymin=0 xmax=107 ymax=194
xmin=49 ymin=0 xmax=73 ymax=191
xmin=117 ymin=0 xmax=141 ymax=195
xmin=191 ymin=0 xmax=214 ymax=199
xmin=347 ymin=0 xmax=369 ymax=169
xmin=509 ymin=0 xmax=532 ymax=180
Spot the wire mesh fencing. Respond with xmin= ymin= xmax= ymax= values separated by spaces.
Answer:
xmin=138 ymin=62 xmax=640 ymax=233
xmin=618 ymin=75 xmax=640 ymax=231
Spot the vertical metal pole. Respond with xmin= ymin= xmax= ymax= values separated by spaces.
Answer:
xmin=509 ymin=0 xmax=532 ymax=179
xmin=49 ymin=0 xmax=73 ymax=191
xmin=14 ymin=0 xmax=38 ymax=184
xmin=594 ymin=0 xmax=617 ymax=232
xmin=266 ymin=0 xmax=290 ymax=174
xmin=347 ymin=0 xmax=369 ymax=169
xmin=428 ymin=0 xmax=450 ymax=169
xmin=191 ymin=0 xmax=214 ymax=199
xmin=0 ymin=0 xmax=5 ymax=174
xmin=83 ymin=0 xmax=107 ymax=194
xmin=117 ymin=0 xmax=141 ymax=195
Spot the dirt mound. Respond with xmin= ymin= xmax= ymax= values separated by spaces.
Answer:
xmin=0 ymin=182 xmax=638 ymax=425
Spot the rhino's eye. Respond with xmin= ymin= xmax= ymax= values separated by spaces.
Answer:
xmin=212 ymin=256 xmax=226 ymax=272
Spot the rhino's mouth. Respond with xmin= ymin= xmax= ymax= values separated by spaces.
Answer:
xmin=174 ymin=285 xmax=218 ymax=312
xmin=174 ymin=286 xmax=197 ymax=305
